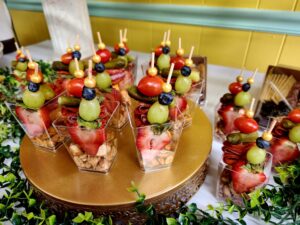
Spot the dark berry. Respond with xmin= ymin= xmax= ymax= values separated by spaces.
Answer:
xmin=220 ymin=93 xmax=234 ymax=105
xmin=82 ymin=87 xmax=96 ymax=100
xmin=181 ymin=65 xmax=191 ymax=77
xmin=162 ymin=46 xmax=170 ymax=54
xmin=242 ymin=83 xmax=251 ymax=92
xmin=256 ymin=137 xmax=270 ymax=149
xmin=72 ymin=51 xmax=81 ymax=60
xmin=94 ymin=63 xmax=105 ymax=73
xmin=28 ymin=81 xmax=39 ymax=92
xmin=118 ymin=48 xmax=126 ymax=56
xmin=18 ymin=57 xmax=26 ymax=63
xmin=158 ymin=92 xmax=174 ymax=105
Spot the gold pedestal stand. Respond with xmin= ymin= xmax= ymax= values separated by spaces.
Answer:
xmin=20 ymin=107 xmax=212 ymax=224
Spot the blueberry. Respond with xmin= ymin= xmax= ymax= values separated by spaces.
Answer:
xmin=72 ymin=51 xmax=81 ymax=60
xmin=118 ymin=48 xmax=126 ymax=56
xmin=28 ymin=81 xmax=39 ymax=92
xmin=242 ymin=83 xmax=251 ymax=92
xmin=18 ymin=57 xmax=26 ymax=63
xmin=162 ymin=46 xmax=170 ymax=54
xmin=181 ymin=65 xmax=191 ymax=77
xmin=94 ymin=63 xmax=105 ymax=73
xmin=82 ymin=87 xmax=96 ymax=100
xmin=256 ymin=137 xmax=270 ymax=149
xmin=158 ymin=92 xmax=174 ymax=105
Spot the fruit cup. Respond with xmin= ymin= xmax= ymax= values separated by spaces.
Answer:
xmin=5 ymin=93 xmax=65 ymax=152
xmin=53 ymin=100 xmax=120 ymax=173
xmin=216 ymin=152 xmax=273 ymax=206
xmin=215 ymin=103 xmax=245 ymax=141
xmin=126 ymin=99 xmax=184 ymax=172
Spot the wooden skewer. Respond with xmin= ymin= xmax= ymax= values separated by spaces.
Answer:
xmin=167 ymin=63 xmax=175 ymax=85
xmin=97 ymin=32 xmax=102 ymax=45
xmin=75 ymin=58 xmax=80 ymax=72
xmin=178 ymin=37 xmax=182 ymax=49
xmin=119 ymin=30 xmax=123 ymax=44
xmin=34 ymin=63 xmax=38 ymax=75
xmin=88 ymin=60 xmax=92 ymax=78
xmin=249 ymin=98 xmax=255 ymax=112
xmin=151 ymin=52 xmax=155 ymax=69
xmin=188 ymin=46 xmax=194 ymax=61
xmin=166 ymin=29 xmax=171 ymax=42
xmin=268 ymin=119 xmax=277 ymax=133
xmin=14 ymin=42 xmax=20 ymax=51
xmin=162 ymin=32 xmax=167 ymax=44
xmin=251 ymin=68 xmax=258 ymax=81
xmin=76 ymin=34 xmax=80 ymax=45
xmin=91 ymin=42 xmax=96 ymax=55
xmin=25 ymin=49 xmax=33 ymax=62
xmin=123 ymin=28 xmax=127 ymax=40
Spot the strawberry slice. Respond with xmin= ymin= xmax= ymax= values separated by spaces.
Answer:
xmin=169 ymin=96 xmax=188 ymax=120
xmin=66 ymin=116 xmax=106 ymax=156
xmin=136 ymin=126 xmax=171 ymax=152
xmin=107 ymin=69 xmax=126 ymax=85
xmin=15 ymin=106 xmax=51 ymax=137
xmin=134 ymin=103 xmax=150 ymax=127
xmin=231 ymin=161 xmax=266 ymax=194
xmin=218 ymin=105 xmax=244 ymax=135
xmin=270 ymin=137 xmax=300 ymax=165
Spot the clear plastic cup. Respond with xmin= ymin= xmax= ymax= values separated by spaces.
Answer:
xmin=53 ymin=100 xmax=120 ymax=173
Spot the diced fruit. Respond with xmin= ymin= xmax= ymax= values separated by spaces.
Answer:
xmin=218 ymin=105 xmax=244 ymax=135
xmin=234 ymin=117 xmax=258 ymax=134
xmin=136 ymin=126 xmax=171 ymax=151
xmin=231 ymin=161 xmax=266 ymax=194
xmin=288 ymin=109 xmax=300 ymax=123
xmin=270 ymin=137 xmax=300 ymax=165
xmin=134 ymin=103 xmax=150 ymax=127
xmin=61 ymin=52 xmax=73 ymax=65
xmin=40 ymin=84 xmax=55 ymax=100
xmin=16 ymin=61 xmax=28 ymax=72
xmin=175 ymin=75 xmax=192 ymax=94
xmin=22 ymin=89 xmax=45 ymax=109
xmin=170 ymin=56 xmax=185 ymax=70
xmin=137 ymin=76 xmax=164 ymax=97
xmin=189 ymin=70 xmax=201 ymax=83
xmin=118 ymin=70 xmax=134 ymax=90
xmin=67 ymin=117 xmax=106 ymax=156
xmin=104 ymin=88 xmax=122 ymax=103
xmin=157 ymin=54 xmax=170 ymax=71
xmin=234 ymin=91 xmax=251 ymax=107
xmin=79 ymin=98 xmax=101 ymax=122
xmin=288 ymin=125 xmax=300 ymax=143
xmin=147 ymin=102 xmax=169 ymax=124
xmin=66 ymin=78 xmax=84 ymax=98
xmin=15 ymin=106 xmax=50 ymax=137
xmin=229 ymin=82 xmax=242 ymax=95
xmin=96 ymin=71 xmax=112 ymax=90
xmin=69 ymin=60 xmax=84 ymax=75
xmin=96 ymin=48 xmax=111 ymax=63
xmin=246 ymin=146 xmax=266 ymax=164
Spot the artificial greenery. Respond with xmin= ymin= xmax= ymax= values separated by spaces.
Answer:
xmin=0 ymin=64 xmax=299 ymax=224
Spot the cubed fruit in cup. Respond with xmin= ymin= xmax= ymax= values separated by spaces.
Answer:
xmin=53 ymin=100 xmax=120 ymax=173
xmin=5 ymin=93 xmax=65 ymax=152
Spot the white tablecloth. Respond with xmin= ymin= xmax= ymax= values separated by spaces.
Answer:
xmin=0 ymin=41 xmax=268 ymax=225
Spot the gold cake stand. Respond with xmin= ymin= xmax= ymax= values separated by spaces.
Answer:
xmin=20 ymin=106 xmax=212 ymax=224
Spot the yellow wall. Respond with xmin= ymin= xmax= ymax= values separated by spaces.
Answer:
xmin=9 ymin=0 xmax=300 ymax=72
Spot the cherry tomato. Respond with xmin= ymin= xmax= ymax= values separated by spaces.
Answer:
xmin=229 ymin=82 xmax=242 ymax=95
xmin=66 ymin=78 xmax=84 ymax=98
xmin=96 ymin=48 xmax=111 ymax=63
xmin=170 ymin=56 xmax=185 ymax=70
xmin=61 ymin=52 xmax=73 ymax=65
xmin=114 ymin=43 xmax=130 ymax=54
xmin=137 ymin=76 xmax=164 ymax=97
xmin=234 ymin=117 xmax=258 ymax=134
xmin=26 ymin=69 xmax=43 ymax=82
xmin=154 ymin=45 xmax=163 ymax=57
xmin=288 ymin=109 xmax=300 ymax=123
